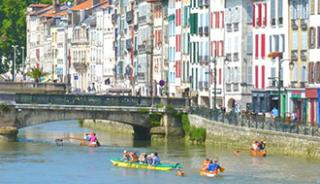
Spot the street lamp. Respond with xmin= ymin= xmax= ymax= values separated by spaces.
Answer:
xmin=11 ymin=45 xmax=18 ymax=81
xmin=223 ymin=56 xmax=231 ymax=108
xmin=268 ymin=51 xmax=294 ymax=120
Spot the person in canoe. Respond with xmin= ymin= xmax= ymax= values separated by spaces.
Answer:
xmin=207 ymin=159 xmax=222 ymax=173
xmin=152 ymin=152 xmax=161 ymax=166
xmin=138 ymin=153 xmax=147 ymax=164
xmin=122 ymin=150 xmax=138 ymax=162
xmin=200 ymin=158 xmax=210 ymax=171
xmin=83 ymin=133 xmax=91 ymax=141
xmin=89 ymin=133 xmax=100 ymax=146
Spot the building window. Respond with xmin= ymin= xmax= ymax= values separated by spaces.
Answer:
xmin=317 ymin=27 xmax=320 ymax=48
xmin=310 ymin=0 xmax=315 ymax=15
xmin=309 ymin=27 xmax=316 ymax=49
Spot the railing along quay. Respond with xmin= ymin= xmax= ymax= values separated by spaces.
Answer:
xmin=190 ymin=106 xmax=320 ymax=137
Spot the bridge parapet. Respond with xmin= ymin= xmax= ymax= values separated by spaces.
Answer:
xmin=14 ymin=93 xmax=188 ymax=108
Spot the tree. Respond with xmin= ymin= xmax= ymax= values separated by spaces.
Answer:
xmin=0 ymin=0 xmax=69 ymax=74
xmin=26 ymin=67 xmax=48 ymax=84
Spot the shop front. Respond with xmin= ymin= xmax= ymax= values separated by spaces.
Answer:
xmin=287 ymin=89 xmax=307 ymax=124
xmin=306 ymin=88 xmax=318 ymax=126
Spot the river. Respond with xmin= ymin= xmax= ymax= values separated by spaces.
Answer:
xmin=0 ymin=120 xmax=319 ymax=184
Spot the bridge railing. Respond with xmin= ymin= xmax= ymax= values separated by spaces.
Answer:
xmin=190 ymin=106 xmax=320 ymax=137
xmin=14 ymin=93 xmax=188 ymax=108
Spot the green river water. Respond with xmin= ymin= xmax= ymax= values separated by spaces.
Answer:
xmin=0 ymin=120 xmax=319 ymax=184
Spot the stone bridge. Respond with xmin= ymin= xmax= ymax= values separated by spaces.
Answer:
xmin=0 ymin=93 xmax=188 ymax=141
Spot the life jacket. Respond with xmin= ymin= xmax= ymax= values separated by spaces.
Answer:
xmin=200 ymin=160 xmax=210 ymax=171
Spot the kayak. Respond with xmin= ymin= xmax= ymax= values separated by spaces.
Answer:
xmin=111 ymin=159 xmax=181 ymax=171
xmin=200 ymin=168 xmax=224 ymax=177
xmin=80 ymin=140 xmax=100 ymax=147
xmin=250 ymin=149 xmax=267 ymax=157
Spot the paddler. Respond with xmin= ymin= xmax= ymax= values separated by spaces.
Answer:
xmin=207 ymin=159 xmax=222 ymax=173
xmin=200 ymin=158 xmax=210 ymax=171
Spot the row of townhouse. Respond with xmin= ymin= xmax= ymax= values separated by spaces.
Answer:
xmin=27 ymin=0 xmax=115 ymax=94
xmin=26 ymin=0 xmax=320 ymax=126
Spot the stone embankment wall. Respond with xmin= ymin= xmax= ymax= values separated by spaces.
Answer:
xmin=83 ymin=119 xmax=134 ymax=135
xmin=188 ymin=114 xmax=320 ymax=159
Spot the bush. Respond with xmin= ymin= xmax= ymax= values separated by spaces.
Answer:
xmin=0 ymin=103 xmax=10 ymax=113
xmin=181 ymin=114 xmax=206 ymax=143
xmin=148 ymin=112 xmax=162 ymax=127
xmin=78 ymin=119 xmax=84 ymax=127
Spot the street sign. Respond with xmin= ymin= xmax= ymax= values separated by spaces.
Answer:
xmin=159 ymin=80 xmax=165 ymax=87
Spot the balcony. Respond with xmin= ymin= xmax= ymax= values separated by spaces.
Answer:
xmin=126 ymin=39 xmax=132 ymax=50
xmin=226 ymin=53 xmax=232 ymax=61
xmin=233 ymin=83 xmax=239 ymax=92
xmin=291 ymin=19 xmax=298 ymax=30
xmin=199 ymin=56 xmax=209 ymax=65
xmin=300 ymin=19 xmax=308 ymax=31
xmin=226 ymin=24 xmax=232 ymax=32
xmin=226 ymin=83 xmax=232 ymax=92
xmin=112 ymin=14 xmax=117 ymax=24
xmin=300 ymin=81 xmax=306 ymax=88
xmin=204 ymin=26 xmax=209 ymax=36
xmin=233 ymin=52 xmax=239 ymax=61
xmin=138 ymin=16 xmax=147 ymax=24
xmin=203 ymin=0 xmax=209 ymax=7
xmin=126 ymin=10 xmax=133 ymax=23
xmin=271 ymin=18 xmax=276 ymax=26
xmin=199 ymin=27 xmax=203 ymax=36
xmin=300 ymin=50 xmax=307 ymax=61
xmin=278 ymin=17 xmax=283 ymax=25
xmin=291 ymin=50 xmax=298 ymax=61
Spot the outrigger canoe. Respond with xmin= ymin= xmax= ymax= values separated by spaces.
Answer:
xmin=200 ymin=168 xmax=225 ymax=177
xmin=250 ymin=149 xmax=267 ymax=157
xmin=110 ymin=159 xmax=181 ymax=171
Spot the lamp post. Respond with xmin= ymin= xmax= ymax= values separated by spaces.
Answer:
xmin=11 ymin=45 xmax=18 ymax=81
xmin=223 ymin=56 xmax=231 ymax=108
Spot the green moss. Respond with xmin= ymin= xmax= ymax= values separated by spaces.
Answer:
xmin=138 ymin=108 xmax=149 ymax=113
xmin=148 ymin=112 xmax=162 ymax=127
xmin=78 ymin=119 xmax=84 ymax=127
xmin=0 ymin=103 xmax=10 ymax=113
xmin=181 ymin=114 xmax=206 ymax=143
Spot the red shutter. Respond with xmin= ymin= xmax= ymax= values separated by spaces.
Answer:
xmin=253 ymin=5 xmax=256 ymax=27
xmin=258 ymin=4 xmax=262 ymax=27
xmin=220 ymin=41 xmax=224 ymax=56
xmin=255 ymin=65 xmax=259 ymax=88
xmin=262 ymin=65 xmax=265 ymax=89
xmin=255 ymin=34 xmax=259 ymax=58
xmin=221 ymin=11 xmax=224 ymax=28
xmin=261 ymin=34 xmax=265 ymax=58
xmin=216 ymin=41 xmax=219 ymax=56
xmin=219 ymin=68 xmax=222 ymax=84
xmin=264 ymin=3 xmax=267 ymax=26
xmin=176 ymin=35 xmax=178 ymax=52
xmin=217 ymin=12 xmax=220 ymax=28
xmin=176 ymin=60 xmax=181 ymax=77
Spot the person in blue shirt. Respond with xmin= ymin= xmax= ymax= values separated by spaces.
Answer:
xmin=152 ymin=152 xmax=161 ymax=165
xmin=207 ymin=160 xmax=221 ymax=172
xmin=271 ymin=107 xmax=279 ymax=118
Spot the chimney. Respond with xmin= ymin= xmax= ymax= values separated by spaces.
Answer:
xmin=53 ymin=0 xmax=60 ymax=13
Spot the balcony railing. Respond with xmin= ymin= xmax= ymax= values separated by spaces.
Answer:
xmin=126 ymin=10 xmax=133 ymax=23
xmin=291 ymin=50 xmax=298 ymax=61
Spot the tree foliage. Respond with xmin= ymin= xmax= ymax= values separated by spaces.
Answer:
xmin=26 ymin=67 xmax=49 ymax=83
xmin=0 ymin=0 xmax=68 ymax=74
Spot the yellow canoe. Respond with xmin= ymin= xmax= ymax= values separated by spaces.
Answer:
xmin=111 ymin=159 xmax=180 ymax=171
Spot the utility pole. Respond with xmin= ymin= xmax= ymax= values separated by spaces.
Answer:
xmin=21 ymin=46 xmax=25 ymax=73
xmin=278 ymin=56 xmax=281 ymax=121
xmin=213 ymin=57 xmax=217 ymax=110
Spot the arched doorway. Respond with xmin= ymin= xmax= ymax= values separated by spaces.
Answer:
xmin=227 ymin=98 xmax=236 ymax=110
